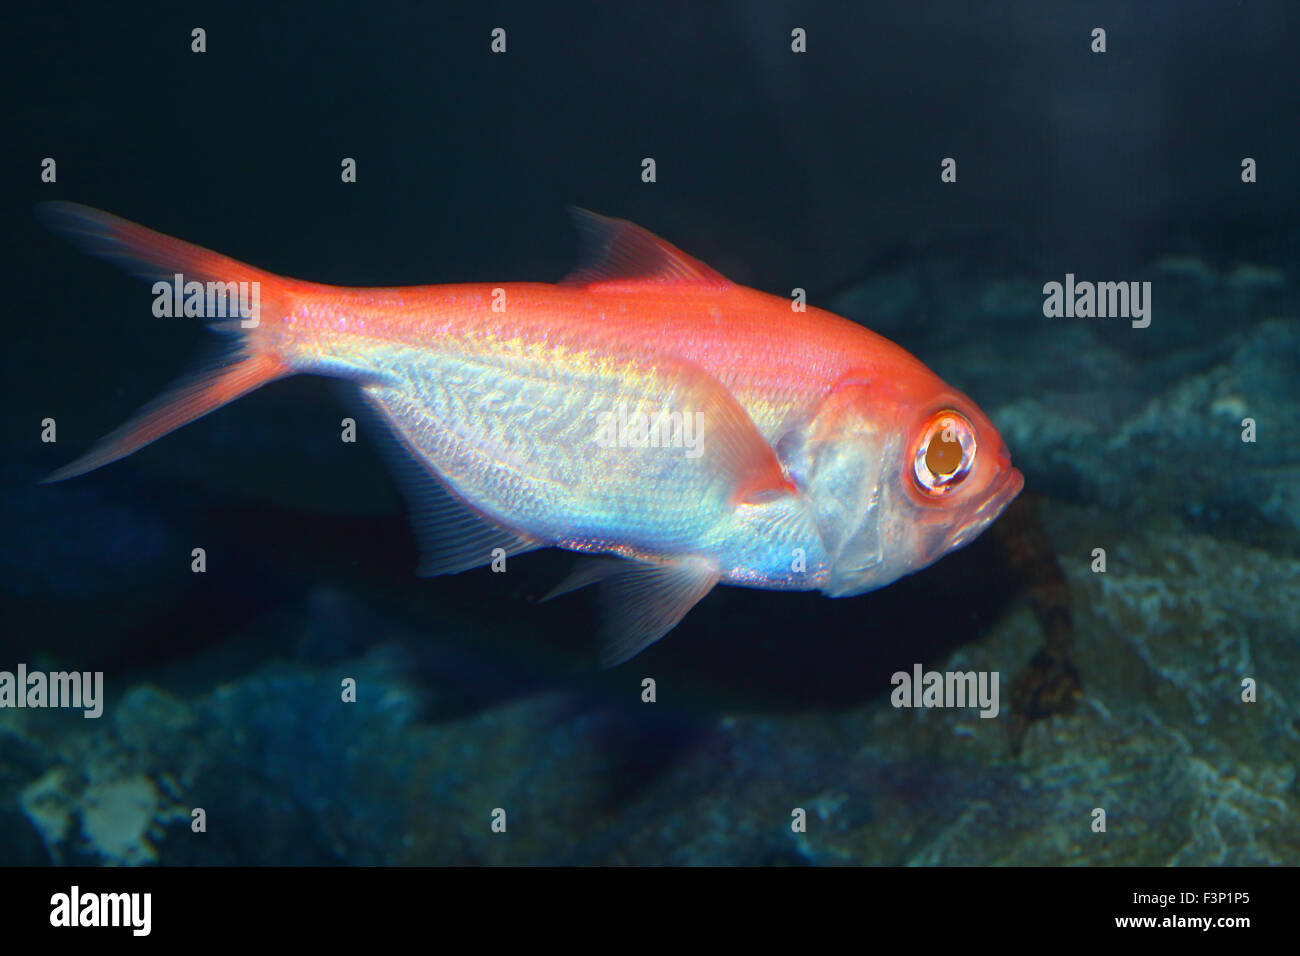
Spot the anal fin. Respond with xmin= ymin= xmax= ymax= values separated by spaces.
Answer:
xmin=405 ymin=475 xmax=543 ymax=576
xmin=357 ymin=389 xmax=542 ymax=575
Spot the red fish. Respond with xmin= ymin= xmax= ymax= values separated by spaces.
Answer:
xmin=41 ymin=203 xmax=1023 ymax=664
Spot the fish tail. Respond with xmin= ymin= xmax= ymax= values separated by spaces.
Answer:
xmin=38 ymin=201 xmax=295 ymax=482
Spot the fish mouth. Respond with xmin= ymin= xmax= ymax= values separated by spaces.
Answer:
xmin=985 ymin=464 xmax=1025 ymax=517
xmin=947 ymin=464 xmax=1025 ymax=551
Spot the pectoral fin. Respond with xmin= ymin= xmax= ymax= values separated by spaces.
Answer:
xmin=545 ymin=556 xmax=720 ymax=666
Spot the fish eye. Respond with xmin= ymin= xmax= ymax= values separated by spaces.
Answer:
xmin=912 ymin=410 xmax=976 ymax=496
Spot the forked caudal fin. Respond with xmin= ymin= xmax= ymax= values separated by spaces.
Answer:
xmin=38 ymin=202 xmax=294 ymax=482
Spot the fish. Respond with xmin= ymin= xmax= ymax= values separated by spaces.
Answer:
xmin=39 ymin=202 xmax=1024 ymax=665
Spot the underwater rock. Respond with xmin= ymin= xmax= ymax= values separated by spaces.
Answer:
xmin=3 ymin=498 xmax=1296 ymax=867
xmin=950 ymin=318 xmax=1300 ymax=558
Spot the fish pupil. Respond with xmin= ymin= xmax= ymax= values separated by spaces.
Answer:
xmin=926 ymin=431 xmax=962 ymax=476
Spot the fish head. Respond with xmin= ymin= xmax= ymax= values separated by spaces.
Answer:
xmin=794 ymin=367 xmax=1023 ymax=597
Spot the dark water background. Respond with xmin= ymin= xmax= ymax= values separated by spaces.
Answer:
xmin=3 ymin=1 xmax=1297 ymax=864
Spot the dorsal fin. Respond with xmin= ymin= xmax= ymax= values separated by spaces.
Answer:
xmin=559 ymin=208 xmax=730 ymax=288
